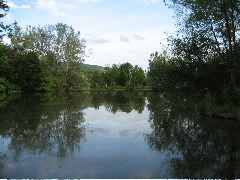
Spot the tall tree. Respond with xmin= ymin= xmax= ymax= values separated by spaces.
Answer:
xmin=158 ymin=0 xmax=240 ymax=94
xmin=166 ymin=0 xmax=240 ymax=56
xmin=10 ymin=23 xmax=87 ymax=90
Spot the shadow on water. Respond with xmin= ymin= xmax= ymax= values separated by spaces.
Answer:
xmin=0 ymin=91 xmax=240 ymax=178
xmin=145 ymin=92 xmax=240 ymax=178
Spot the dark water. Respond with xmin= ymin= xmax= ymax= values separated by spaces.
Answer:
xmin=0 ymin=91 xmax=239 ymax=178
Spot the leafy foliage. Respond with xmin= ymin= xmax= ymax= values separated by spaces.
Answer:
xmin=0 ymin=22 xmax=88 ymax=92
xmin=85 ymin=63 xmax=146 ymax=90
xmin=12 ymin=52 xmax=43 ymax=91
xmin=148 ymin=0 xmax=240 ymax=107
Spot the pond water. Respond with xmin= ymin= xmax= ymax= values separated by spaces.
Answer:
xmin=0 ymin=91 xmax=240 ymax=178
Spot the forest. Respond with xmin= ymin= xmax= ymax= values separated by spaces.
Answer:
xmin=1 ymin=0 xmax=240 ymax=117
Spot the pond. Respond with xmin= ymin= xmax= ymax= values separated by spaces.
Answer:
xmin=0 ymin=91 xmax=240 ymax=178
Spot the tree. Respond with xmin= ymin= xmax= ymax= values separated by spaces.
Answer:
xmin=11 ymin=23 xmax=86 ymax=64
xmin=165 ymin=0 xmax=240 ymax=56
xmin=131 ymin=65 xmax=145 ymax=88
xmin=10 ymin=23 xmax=87 ymax=91
xmin=0 ymin=43 xmax=11 ymax=92
xmin=54 ymin=23 xmax=86 ymax=90
xmin=147 ymin=0 xmax=240 ymax=97
xmin=103 ymin=64 xmax=121 ymax=87
xmin=0 ymin=43 xmax=11 ymax=77
xmin=89 ymin=70 xmax=105 ymax=88
xmin=11 ymin=52 xmax=43 ymax=91
xmin=118 ymin=63 xmax=133 ymax=86
xmin=0 ymin=0 xmax=8 ymax=17
xmin=0 ymin=0 xmax=9 ymax=40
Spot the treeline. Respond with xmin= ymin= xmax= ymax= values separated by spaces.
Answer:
xmin=148 ymin=0 xmax=240 ymax=107
xmin=85 ymin=63 xmax=146 ymax=90
xmin=0 ymin=25 xmax=146 ymax=93
xmin=0 ymin=1 xmax=147 ymax=93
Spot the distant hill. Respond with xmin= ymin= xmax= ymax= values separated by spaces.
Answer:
xmin=81 ymin=64 xmax=105 ymax=72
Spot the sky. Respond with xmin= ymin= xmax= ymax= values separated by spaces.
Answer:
xmin=4 ymin=0 xmax=176 ymax=69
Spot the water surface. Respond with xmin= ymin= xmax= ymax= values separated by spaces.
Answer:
xmin=0 ymin=92 xmax=239 ymax=178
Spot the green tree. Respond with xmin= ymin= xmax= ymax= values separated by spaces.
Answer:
xmin=104 ymin=65 xmax=120 ymax=87
xmin=11 ymin=52 xmax=43 ymax=91
xmin=0 ymin=43 xmax=11 ymax=77
xmin=148 ymin=52 xmax=179 ymax=90
xmin=130 ymin=65 xmax=145 ymax=89
xmin=101 ymin=63 xmax=146 ymax=90
xmin=118 ymin=63 xmax=133 ymax=86
xmin=53 ymin=23 xmax=86 ymax=89
xmin=89 ymin=70 xmax=105 ymax=88
xmin=0 ymin=0 xmax=9 ymax=40
xmin=10 ymin=23 xmax=87 ymax=91
xmin=0 ymin=44 xmax=15 ymax=92
xmin=165 ymin=0 xmax=240 ymax=55
xmin=165 ymin=0 xmax=240 ymax=86
xmin=148 ymin=0 xmax=240 ymax=98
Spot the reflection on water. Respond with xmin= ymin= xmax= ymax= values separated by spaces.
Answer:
xmin=146 ymin=92 xmax=240 ymax=178
xmin=0 ymin=94 xmax=86 ymax=158
xmin=0 ymin=91 xmax=239 ymax=178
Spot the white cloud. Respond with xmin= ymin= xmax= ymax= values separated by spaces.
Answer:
xmin=88 ymin=38 xmax=111 ymax=44
xmin=36 ymin=0 xmax=99 ymax=16
xmin=133 ymin=34 xmax=145 ymax=40
xmin=78 ymin=0 xmax=99 ymax=3
xmin=8 ymin=0 xmax=31 ymax=9
xmin=141 ymin=0 xmax=162 ymax=4
xmin=83 ymin=30 xmax=167 ymax=69
xmin=19 ymin=4 xmax=31 ymax=8
xmin=36 ymin=0 xmax=73 ymax=16
xmin=119 ymin=35 xmax=130 ymax=43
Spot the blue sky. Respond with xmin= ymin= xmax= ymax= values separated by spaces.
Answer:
xmin=5 ymin=0 xmax=176 ymax=69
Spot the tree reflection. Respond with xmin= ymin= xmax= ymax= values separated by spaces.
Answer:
xmin=0 ymin=91 xmax=146 ymax=160
xmin=0 ymin=94 xmax=86 ymax=159
xmin=90 ymin=91 xmax=146 ymax=113
xmin=145 ymin=92 xmax=240 ymax=178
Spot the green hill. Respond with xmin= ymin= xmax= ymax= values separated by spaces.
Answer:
xmin=81 ymin=64 xmax=105 ymax=72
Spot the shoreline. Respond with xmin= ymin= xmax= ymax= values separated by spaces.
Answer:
xmin=1 ymin=90 xmax=240 ymax=121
